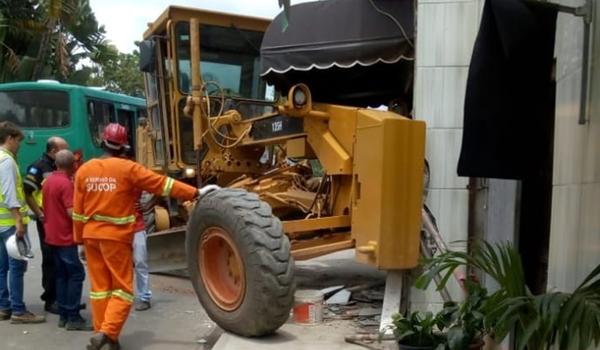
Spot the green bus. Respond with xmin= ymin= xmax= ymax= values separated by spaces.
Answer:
xmin=0 ymin=81 xmax=146 ymax=174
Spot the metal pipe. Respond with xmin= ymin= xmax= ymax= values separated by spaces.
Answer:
xmin=421 ymin=208 xmax=466 ymax=294
xmin=579 ymin=0 xmax=593 ymax=125
xmin=189 ymin=18 xmax=204 ymax=150
xmin=420 ymin=237 xmax=452 ymax=303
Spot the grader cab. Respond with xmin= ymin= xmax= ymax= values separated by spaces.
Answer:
xmin=138 ymin=3 xmax=425 ymax=336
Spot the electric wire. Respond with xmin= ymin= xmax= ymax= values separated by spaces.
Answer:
xmin=368 ymin=0 xmax=414 ymax=48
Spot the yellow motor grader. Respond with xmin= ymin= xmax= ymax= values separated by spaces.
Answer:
xmin=138 ymin=1 xmax=424 ymax=337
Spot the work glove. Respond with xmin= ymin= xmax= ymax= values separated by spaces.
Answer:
xmin=198 ymin=184 xmax=221 ymax=198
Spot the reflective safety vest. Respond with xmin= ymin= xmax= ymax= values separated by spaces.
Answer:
xmin=32 ymin=178 xmax=46 ymax=209
xmin=31 ymin=188 xmax=43 ymax=209
xmin=0 ymin=149 xmax=31 ymax=226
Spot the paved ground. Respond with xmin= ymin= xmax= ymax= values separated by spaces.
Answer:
xmin=214 ymin=250 xmax=387 ymax=350
xmin=0 ymin=225 xmax=386 ymax=350
xmin=0 ymin=224 xmax=218 ymax=350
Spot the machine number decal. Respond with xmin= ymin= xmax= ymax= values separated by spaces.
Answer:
xmin=272 ymin=121 xmax=283 ymax=133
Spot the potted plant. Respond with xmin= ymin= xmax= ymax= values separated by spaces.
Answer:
xmin=391 ymin=310 xmax=446 ymax=350
xmin=437 ymin=280 xmax=488 ymax=350
xmin=415 ymin=241 xmax=600 ymax=350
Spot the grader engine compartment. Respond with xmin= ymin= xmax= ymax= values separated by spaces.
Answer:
xmin=138 ymin=1 xmax=423 ymax=337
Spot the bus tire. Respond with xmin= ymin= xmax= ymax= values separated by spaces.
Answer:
xmin=186 ymin=188 xmax=295 ymax=337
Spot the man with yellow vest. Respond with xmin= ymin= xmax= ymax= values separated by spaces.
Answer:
xmin=23 ymin=136 xmax=68 ymax=314
xmin=0 ymin=121 xmax=46 ymax=324
xmin=74 ymin=123 xmax=218 ymax=349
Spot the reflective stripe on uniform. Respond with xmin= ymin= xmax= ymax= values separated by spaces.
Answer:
xmin=72 ymin=213 xmax=90 ymax=222
xmin=73 ymin=213 xmax=135 ymax=225
xmin=112 ymin=289 xmax=134 ymax=303
xmin=23 ymin=178 xmax=39 ymax=192
xmin=90 ymin=291 xmax=112 ymax=300
xmin=0 ymin=213 xmax=13 ymax=219
xmin=162 ymin=177 xmax=174 ymax=197
xmin=92 ymin=214 xmax=136 ymax=225
xmin=33 ymin=190 xmax=43 ymax=208
xmin=90 ymin=290 xmax=134 ymax=303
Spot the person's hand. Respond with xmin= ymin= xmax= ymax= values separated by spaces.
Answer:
xmin=37 ymin=213 xmax=45 ymax=223
xmin=15 ymin=221 xmax=26 ymax=238
xmin=199 ymin=184 xmax=221 ymax=198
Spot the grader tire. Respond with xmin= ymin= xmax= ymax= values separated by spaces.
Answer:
xmin=186 ymin=188 xmax=295 ymax=337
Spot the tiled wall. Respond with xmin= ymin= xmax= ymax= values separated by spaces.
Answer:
xmin=411 ymin=0 xmax=483 ymax=310
xmin=547 ymin=0 xmax=600 ymax=296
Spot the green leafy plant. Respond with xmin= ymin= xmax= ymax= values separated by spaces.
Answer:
xmin=438 ymin=280 xmax=488 ymax=350
xmin=415 ymin=240 xmax=600 ymax=350
xmin=392 ymin=311 xmax=446 ymax=349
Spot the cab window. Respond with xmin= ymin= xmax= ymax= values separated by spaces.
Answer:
xmin=175 ymin=22 xmax=266 ymax=100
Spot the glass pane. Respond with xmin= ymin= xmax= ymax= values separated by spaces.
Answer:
xmin=87 ymin=99 xmax=115 ymax=146
xmin=0 ymin=90 xmax=70 ymax=128
xmin=177 ymin=99 xmax=196 ymax=164
xmin=175 ymin=22 xmax=267 ymax=100
xmin=144 ymin=73 xmax=158 ymax=101
xmin=150 ymin=106 xmax=165 ymax=166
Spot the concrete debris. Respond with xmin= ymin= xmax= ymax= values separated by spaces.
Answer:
xmin=320 ymin=285 xmax=345 ymax=296
xmin=325 ymin=289 xmax=352 ymax=305
xmin=357 ymin=317 xmax=380 ymax=327
xmin=357 ymin=307 xmax=382 ymax=317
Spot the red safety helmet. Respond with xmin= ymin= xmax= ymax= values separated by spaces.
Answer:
xmin=103 ymin=123 xmax=128 ymax=150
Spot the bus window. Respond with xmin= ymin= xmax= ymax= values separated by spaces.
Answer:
xmin=87 ymin=99 xmax=115 ymax=146
xmin=116 ymin=108 xmax=135 ymax=147
xmin=0 ymin=90 xmax=69 ymax=128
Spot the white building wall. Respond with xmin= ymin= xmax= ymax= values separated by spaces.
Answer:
xmin=547 ymin=0 xmax=600 ymax=302
xmin=411 ymin=0 xmax=483 ymax=310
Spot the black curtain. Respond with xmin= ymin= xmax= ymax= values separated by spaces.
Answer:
xmin=457 ymin=0 xmax=557 ymax=179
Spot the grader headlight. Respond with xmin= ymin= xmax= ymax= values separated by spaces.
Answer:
xmin=184 ymin=167 xmax=196 ymax=178
xmin=293 ymin=88 xmax=307 ymax=107
xmin=288 ymin=84 xmax=312 ymax=112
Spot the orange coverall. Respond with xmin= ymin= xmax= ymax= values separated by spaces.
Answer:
xmin=73 ymin=157 xmax=197 ymax=341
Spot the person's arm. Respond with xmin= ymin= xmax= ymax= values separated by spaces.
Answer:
xmin=131 ymin=162 xmax=198 ymax=201
xmin=23 ymin=168 xmax=44 ymax=219
xmin=25 ymin=196 xmax=43 ymax=221
xmin=72 ymin=172 xmax=85 ymax=244
xmin=62 ymin=180 xmax=74 ymax=220
xmin=10 ymin=208 xmax=25 ymax=238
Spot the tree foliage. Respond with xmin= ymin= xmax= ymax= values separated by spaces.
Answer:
xmin=87 ymin=47 xmax=145 ymax=97
xmin=0 ymin=0 xmax=114 ymax=83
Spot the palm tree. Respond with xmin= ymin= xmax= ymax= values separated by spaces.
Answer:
xmin=0 ymin=0 xmax=44 ymax=81
xmin=32 ymin=0 xmax=109 ymax=80
xmin=415 ymin=241 xmax=600 ymax=350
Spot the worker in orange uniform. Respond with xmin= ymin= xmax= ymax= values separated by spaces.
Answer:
xmin=73 ymin=123 xmax=218 ymax=350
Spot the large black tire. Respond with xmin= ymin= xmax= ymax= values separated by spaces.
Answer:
xmin=186 ymin=188 xmax=295 ymax=336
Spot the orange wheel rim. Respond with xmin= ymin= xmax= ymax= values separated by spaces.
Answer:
xmin=199 ymin=227 xmax=245 ymax=311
